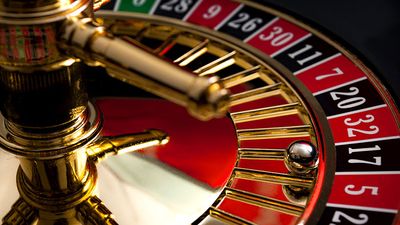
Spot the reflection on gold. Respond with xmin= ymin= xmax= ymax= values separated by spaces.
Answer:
xmin=231 ymin=102 xmax=301 ymax=123
xmin=224 ymin=188 xmax=304 ymax=216
xmin=229 ymin=83 xmax=283 ymax=107
xmin=87 ymin=129 xmax=169 ymax=163
xmin=238 ymin=148 xmax=285 ymax=160
xmin=237 ymin=125 xmax=312 ymax=140
xmin=175 ymin=39 xmax=209 ymax=66
xmin=195 ymin=51 xmax=237 ymax=76
xmin=77 ymin=196 xmax=118 ymax=225
xmin=221 ymin=65 xmax=261 ymax=88
xmin=234 ymin=168 xmax=314 ymax=188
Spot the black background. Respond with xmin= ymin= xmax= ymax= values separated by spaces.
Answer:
xmin=259 ymin=0 xmax=400 ymax=103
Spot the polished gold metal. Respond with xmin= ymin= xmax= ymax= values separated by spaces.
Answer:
xmin=16 ymin=156 xmax=97 ymax=212
xmin=0 ymin=103 xmax=100 ymax=214
xmin=221 ymin=65 xmax=262 ymax=88
xmin=234 ymin=168 xmax=314 ymax=188
xmin=0 ymin=2 xmax=232 ymax=222
xmin=229 ymin=83 xmax=283 ymax=107
xmin=224 ymin=188 xmax=304 ymax=216
xmin=238 ymin=148 xmax=286 ymax=160
xmin=127 ymin=21 xmax=333 ymax=220
xmin=0 ymin=103 xmax=101 ymax=155
xmin=194 ymin=51 xmax=237 ymax=76
xmin=2 ymin=198 xmax=37 ymax=225
xmin=0 ymin=8 xmax=99 ymax=216
xmin=87 ymin=129 xmax=169 ymax=163
xmin=0 ymin=0 xmax=91 ymax=25
xmin=237 ymin=125 xmax=312 ymax=140
xmin=282 ymin=185 xmax=312 ymax=206
xmin=0 ymin=4 xmax=336 ymax=224
xmin=59 ymin=16 xmax=231 ymax=121
xmin=0 ymin=0 xmax=91 ymax=73
xmin=93 ymin=0 xmax=110 ymax=11
xmin=77 ymin=196 xmax=118 ymax=225
xmin=174 ymin=39 xmax=209 ymax=66
xmin=231 ymin=102 xmax=301 ymax=123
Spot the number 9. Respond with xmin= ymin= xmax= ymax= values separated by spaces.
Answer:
xmin=203 ymin=4 xmax=222 ymax=19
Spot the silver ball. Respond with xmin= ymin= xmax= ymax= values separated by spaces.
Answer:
xmin=284 ymin=141 xmax=319 ymax=174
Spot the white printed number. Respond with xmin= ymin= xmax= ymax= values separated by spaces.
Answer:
xmin=348 ymin=145 xmax=381 ymax=154
xmin=160 ymin=0 xmax=192 ymax=13
xmin=203 ymin=4 xmax=222 ymax=19
xmin=345 ymin=184 xmax=378 ymax=196
xmin=344 ymin=114 xmax=379 ymax=138
xmin=329 ymin=211 xmax=369 ymax=225
xmin=330 ymin=87 xmax=366 ymax=109
xmin=288 ymin=44 xmax=322 ymax=66
xmin=132 ymin=0 xmax=146 ymax=6
xmin=228 ymin=13 xmax=263 ymax=32
xmin=344 ymin=115 xmax=381 ymax=166
xmin=259 ymin=26 xmax=294 ymax=46
xmin=316 ymin=67 xmax=344 ymax=80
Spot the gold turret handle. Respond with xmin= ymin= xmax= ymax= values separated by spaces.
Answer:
xmin=59 ymin=17 xmax=230 ymax=121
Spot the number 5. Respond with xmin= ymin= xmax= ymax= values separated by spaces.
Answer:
xmin=345 ymin=184 xmax=378 ymax=196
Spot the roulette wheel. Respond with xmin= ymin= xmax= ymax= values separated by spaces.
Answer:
xmin=0 ymin=0 xmax=398 ymax=225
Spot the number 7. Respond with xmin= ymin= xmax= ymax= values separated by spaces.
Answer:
xmin=316 ymin=67 xmax=344 ymax=80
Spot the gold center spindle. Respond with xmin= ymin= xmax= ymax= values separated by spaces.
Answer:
xmin=0 ymin=0 xmax=231 ymax=223
xmin=0 ymin=1 xmax=102 ymax=223
xmin=18 ymin=150 xmax=88 ymax=193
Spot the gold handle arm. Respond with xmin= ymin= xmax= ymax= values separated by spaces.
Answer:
xmin=59 ymin=17 xmax=230 ymax=121
xmin=86 ymin=129 xmax=169 ymax=163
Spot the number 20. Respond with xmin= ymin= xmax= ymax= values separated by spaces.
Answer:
xmin=330 ymin=87 xmax=366 ymax=109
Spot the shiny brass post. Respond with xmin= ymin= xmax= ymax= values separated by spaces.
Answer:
xmin=0 ymin=0 xmax=229 ymax=223
xmin=0 ymin=1 xmax=99 ymax=223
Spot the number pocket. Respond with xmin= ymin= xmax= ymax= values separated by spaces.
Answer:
xmin=330 ymin=211 xmax=369 ymax=225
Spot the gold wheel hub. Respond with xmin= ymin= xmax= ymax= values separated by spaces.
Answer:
xmin=1 ymin=1 xmax=399 ymax=225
